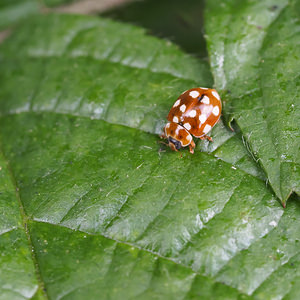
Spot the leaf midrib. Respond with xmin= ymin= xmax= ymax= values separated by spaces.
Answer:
xmin=0 ymin=143 xmax=48 ymax=299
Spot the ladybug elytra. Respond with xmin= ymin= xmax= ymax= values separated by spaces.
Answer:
xmin=162 ymin=87 xmax=222 ymax=154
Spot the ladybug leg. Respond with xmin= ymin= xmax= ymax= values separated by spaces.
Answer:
xmin=160 ymin=133 xmax=167 ymax=139
xmin=200 ymin=135 xmax=213 ymax=142
xmin=157 ymin=140 xmax=168 ymax=146
xmin=189 ymin=140 xmax=195 ymax=154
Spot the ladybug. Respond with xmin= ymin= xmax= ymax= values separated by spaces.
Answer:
xmin=162 ymin=87 xmax=222 ymax=154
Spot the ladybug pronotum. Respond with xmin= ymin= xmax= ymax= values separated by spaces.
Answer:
xmin=162 ymin=87 xmax=222 ymax=154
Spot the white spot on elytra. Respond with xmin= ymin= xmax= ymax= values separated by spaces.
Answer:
xmin=199 ymin=87 xmax=208 ymax=90
xmin=212 ymin=106 xmax=220 ymax=116
xmin=173 ymin=99 xmax=181 ymax=107
xmin=180 ymin=104 xmax=186 ymax=112
xmin=202 ymin=96 xmax=210 ymax=104
xmin=212 ymin=91 xmax=220 ymax=100
xmin=187 ymin=135 xmax=192 ymax=141
xmin=189 ymin=110 xmax=197 ymax=118
xmin=173 ymin=116 xmax=179 ymax=123
xmin=202 ymin=104 xmax=213 ymax=115
xmin=199 ymin=114 xmax=207 ymax=124
xmin=189 ymin=90 xmax=200 ymax=98
xmin=175 ymin=127 xmax=180 ymax=135
xmin=166 ymin=123 xmax=170 ymax=128
xmin=184 ymin=123 xmax=191 ymax=130
xmin=203 ymin=124 xmax=211 ymax=134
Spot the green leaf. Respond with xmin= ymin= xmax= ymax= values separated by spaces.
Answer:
xmin=204 ymin=0 xmax=300 ymax=204
xmin=0 ymin=0 xmax=81 ymax=30
xmin=0 ymin=0 xmax=39 ymax=30
xmin=0 ymin=151 xmax=42 ymax=299
xmin=0 ymin=14 xmax=299 ymax=299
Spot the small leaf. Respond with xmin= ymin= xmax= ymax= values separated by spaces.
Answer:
xmin=205 ymin=0 xmax=300 ymax=204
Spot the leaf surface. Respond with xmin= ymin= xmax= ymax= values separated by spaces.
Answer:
xmin=0 ymin=14 xmax=299 ymax=299
xmin=0 ymin=151 xmax=42 ymax=299
xmin=0 ymin=0 xmax=39 ymax=30
xmin=205 ymin=0 xmax=300 ymax=204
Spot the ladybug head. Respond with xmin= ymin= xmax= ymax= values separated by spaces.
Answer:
xmin=168 ymin=136 xmax=182 ymax=151
xmin=164 ymin=122 xmax=193 ymax=152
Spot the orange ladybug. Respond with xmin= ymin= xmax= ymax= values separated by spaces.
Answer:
xmin=162 ymin=87 xmax=222 ymax=154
